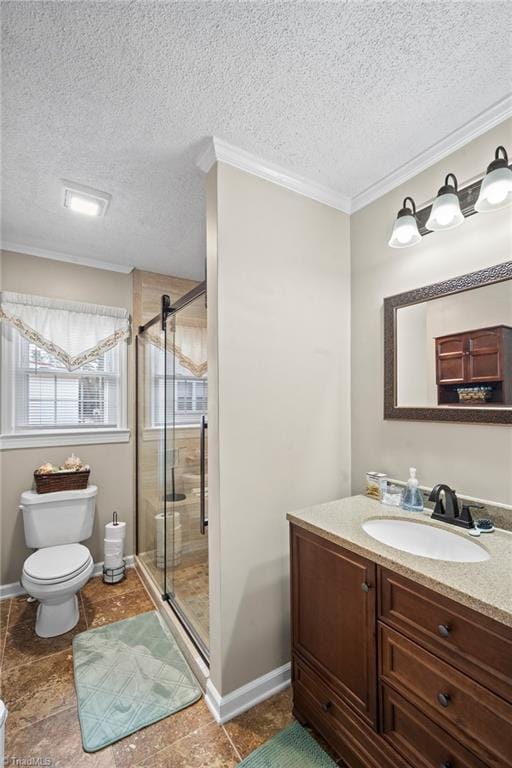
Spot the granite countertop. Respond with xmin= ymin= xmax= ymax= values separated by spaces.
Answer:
xmin=287 ymin=494 xmax=512 ymax=628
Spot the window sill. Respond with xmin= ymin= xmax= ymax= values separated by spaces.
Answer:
xmin=0 ymin=428 xmax=131 ymax=450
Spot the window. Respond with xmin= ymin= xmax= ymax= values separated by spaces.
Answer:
xmin=17 ymin=336 xmax=120 ymax=428
xmin=149 ymin=343 xmax=207 ymax=428
xmin=1 ymin=325 xmax=128 ymax=448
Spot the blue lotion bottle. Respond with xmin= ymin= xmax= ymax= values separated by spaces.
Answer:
xmin=402 ymin=467 xmax=424 ymax=512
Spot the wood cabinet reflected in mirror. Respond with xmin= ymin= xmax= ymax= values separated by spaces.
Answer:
xmin=384 ymin=262 xmax=512 ymax=424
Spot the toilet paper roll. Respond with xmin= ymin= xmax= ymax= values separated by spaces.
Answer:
xmin=104 ymin=538 xmax=123 ymax=556
xmin=155 ymin=512 xmax=181 ymax=569
xmin=105 ymin=521 xmax=126 ymax=541
xmin=104 ymin=552 xmax=123 ymax=569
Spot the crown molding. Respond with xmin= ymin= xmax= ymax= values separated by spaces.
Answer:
xmin=0 ymin=242 xmax=134 ymax=274
xmin=350 ymin=93 xmax=512 ymax=212
xmin=196 ymin=136 xmax=352 ymax=213
xmin=197 ymin=96 xmax=512 ymax=215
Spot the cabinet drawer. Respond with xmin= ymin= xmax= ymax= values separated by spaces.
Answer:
xmin=380 ymin=625 xmax=512 ymax=768
xmin=379 ymin=568 xmax=512 ymax=703
xmin=381 ymin=684 xmax=487 ymax=768
xmin=293 ymin=657 xmax=408 ymax=768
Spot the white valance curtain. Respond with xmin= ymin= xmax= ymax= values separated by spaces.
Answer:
xmin=0 ymin=291 xmax=130 ymax=371
xmin=174 ymin=325 xmax=207 ymax=378
xmin=148 ymin=325 xmax=208 ymax=379
xmin=147 ymin=324 xmax=207 ymax=378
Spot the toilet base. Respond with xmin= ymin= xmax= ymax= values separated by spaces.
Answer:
xmin=35 ymin=594 xmax=79 ymax=638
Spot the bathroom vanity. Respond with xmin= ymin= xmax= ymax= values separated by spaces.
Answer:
xmin=288 ymin=495 xmax=512 ymax=768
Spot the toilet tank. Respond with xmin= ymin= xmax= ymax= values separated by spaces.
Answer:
xmin=20 ymin=486 xmax=97 ymax=548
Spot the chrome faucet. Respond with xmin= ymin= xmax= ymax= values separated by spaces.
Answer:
xmin=428 ymin=484 xmax=474 ymax=529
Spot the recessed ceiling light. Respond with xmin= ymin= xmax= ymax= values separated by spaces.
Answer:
xmin=62 ymin=180 xmax=111 ymax=217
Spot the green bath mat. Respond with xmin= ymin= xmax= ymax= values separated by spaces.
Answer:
xmin=239 ymin=722 xmax=337 ymax=767
xmin=72 ymin=610 xmax=201 ymax=752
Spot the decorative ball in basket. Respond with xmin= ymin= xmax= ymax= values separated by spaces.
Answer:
xmin=34 ymin=454 xmax=90 ymax=494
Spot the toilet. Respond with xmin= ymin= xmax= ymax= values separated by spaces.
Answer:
xmin=20 ymin=486 xmax=97 ymax=638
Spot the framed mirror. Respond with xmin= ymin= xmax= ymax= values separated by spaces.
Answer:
xmin=384 ymin=261 xmax=512 ymax=424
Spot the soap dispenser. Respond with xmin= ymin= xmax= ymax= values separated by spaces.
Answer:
xmin=402 ymin=467 xmax=424 ymax=512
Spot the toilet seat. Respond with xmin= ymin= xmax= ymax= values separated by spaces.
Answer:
xmin=23 ymin=543 xmax=92 ymax=585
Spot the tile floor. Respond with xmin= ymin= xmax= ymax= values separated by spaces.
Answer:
xmin=172 ymin=555 xmax=209 ymax=644
xmin=142 ymin=550 xmax=210 ymax=646
xmin=0 ymin=569 xmax=341 ymax=767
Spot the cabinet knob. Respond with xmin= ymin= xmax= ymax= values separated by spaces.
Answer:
xmin=361 ymin=582 xmax=371 ymax=593
xmin=322 ymin=701 xmax=332 ymax=713
xmin=437 ymin=692 xmax=451 ymax=708
xmin=437 ymin=624 xmax=451 ymax=638
xmin=440 ymin=762 xmax=453 ymax=768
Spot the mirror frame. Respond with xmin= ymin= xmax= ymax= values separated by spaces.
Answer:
xmin=384 ymin=260 xmax=512 ymax=425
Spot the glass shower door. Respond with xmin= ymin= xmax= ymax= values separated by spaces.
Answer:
xmin=136 ymin=328 xmax=170 ymax=597
xmin=163 ymin=293 xmax=209 ymax=658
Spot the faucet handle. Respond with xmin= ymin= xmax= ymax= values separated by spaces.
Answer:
xmin=460 ymin=503 xmax=483 ymax=526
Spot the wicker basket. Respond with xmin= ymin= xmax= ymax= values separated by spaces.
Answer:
xmin=34 ymin=469 xmax=90 ymax=494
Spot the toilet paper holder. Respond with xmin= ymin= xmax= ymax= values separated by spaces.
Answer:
xmin=103 ymin=510 xmax=126 ymax=584
xmin=103 ymin=561 xmax=126 ymax=584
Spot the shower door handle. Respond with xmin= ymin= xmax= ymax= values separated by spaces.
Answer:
xmin=200 ymin=414 xmax=208 ymax=534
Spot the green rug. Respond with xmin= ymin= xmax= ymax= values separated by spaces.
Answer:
xmin=72 ymin=610 xmax=201 ymax=752
xmin=239 ymin=722 xmax=337 ymax=767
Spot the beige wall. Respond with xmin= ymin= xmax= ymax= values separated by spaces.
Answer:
xmin=207 ymin=163 xmax=351 ymax=695
xmin=351 ymin=119 xmax=512 ymax=505
xmin=0 ymin=250 xmax=134 ymax=584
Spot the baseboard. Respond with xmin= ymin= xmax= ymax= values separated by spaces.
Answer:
xmin=0 ymin=555 xmax=136 ymax=600
xmin=205 ymin=661 xmax=292 ymax=724
xmin=0 ymin=581 xmax=26 ymax=600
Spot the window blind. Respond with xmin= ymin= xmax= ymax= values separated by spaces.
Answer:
xmin=13 ymin=334 xmax=121 ymax=430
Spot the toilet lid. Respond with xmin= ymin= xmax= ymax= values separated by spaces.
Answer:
xmin=24 ymin=543 xmax=91 ymax=584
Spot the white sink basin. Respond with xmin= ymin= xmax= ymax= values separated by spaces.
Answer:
xmin=362 ymin=518 xmax=490 ymax=563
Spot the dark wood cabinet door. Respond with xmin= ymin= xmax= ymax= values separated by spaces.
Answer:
xmin=436 ymin=335 xmax=466 ymax=384
xmin=291 ymin=525 xmax=377 ymax=727
xmin=467 ymin=328 xmax=502 ymax=382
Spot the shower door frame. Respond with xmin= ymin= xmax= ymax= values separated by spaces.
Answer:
xmin=136 ymin=280 xmax=209 ymax=663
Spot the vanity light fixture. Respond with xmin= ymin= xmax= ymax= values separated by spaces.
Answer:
xmin=475 ymin=146 xmax=512 ymax=212
xmin=426 ymin=173 xmax=464 ymax=231
xmin=62 ymin=180 xmax=111 ymax=217
xmin=388 ymin=197 xmax=422 ymax=248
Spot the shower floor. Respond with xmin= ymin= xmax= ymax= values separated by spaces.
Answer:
xmin=141 ymin=550 xmax=210 ymax=648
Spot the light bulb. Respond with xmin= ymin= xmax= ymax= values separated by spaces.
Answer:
xmin=436 ymin=206 xmax=457 ymax=226
xmin=388 ymin=199 xmax=421 ymax=248
xmin=396 ymin=224 xmax=415 ymax=244
xmin=68 ymin=195 xmax=101 ymax=216
xmin=475 ymin=146 xmax=512 ymax=213
xmin=486 ymin=182 xmax=509 ymax=205
xmin=426 ymin=178 xmax=464 ymax=232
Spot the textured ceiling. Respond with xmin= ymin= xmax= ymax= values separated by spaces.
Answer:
xmin=2 ymin=1 xmax=511 ymax=278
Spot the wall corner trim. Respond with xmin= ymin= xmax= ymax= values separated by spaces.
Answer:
xmin=205 ymin=662 xmax=292 ymax=724
xmin=0 ymin=242 xmax=134 ymax=274
xmin=196 ymin=137 xmax=352 ymax=214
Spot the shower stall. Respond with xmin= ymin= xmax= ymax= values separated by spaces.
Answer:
xmin=136 ymin=283 xmax=209 ymax=660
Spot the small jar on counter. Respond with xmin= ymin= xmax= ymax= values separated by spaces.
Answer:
xmin=366 ymin=471 xmax=387 ymax=501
